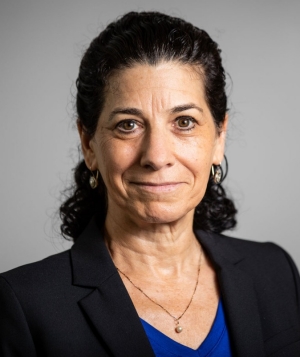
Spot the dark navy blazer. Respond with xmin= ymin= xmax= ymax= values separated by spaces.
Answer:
xmin=1 ymin=217 xmax=300 ymax=356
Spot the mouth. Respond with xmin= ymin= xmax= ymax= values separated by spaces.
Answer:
xmin=130 ymin=181 xmax=184 ymax=193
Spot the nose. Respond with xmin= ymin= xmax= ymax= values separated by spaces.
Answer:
xmin=140 ymin=127 xmax=175 ymax=170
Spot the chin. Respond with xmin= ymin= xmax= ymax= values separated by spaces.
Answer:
xmin=132 ymin=203 xmax=195 ymax=226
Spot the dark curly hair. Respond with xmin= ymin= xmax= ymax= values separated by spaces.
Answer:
xmin=60 ymin=11 xmax=237 ymax=241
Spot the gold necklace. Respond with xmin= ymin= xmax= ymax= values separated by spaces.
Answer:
xmin=116 ymin=250 xmax=202 ymax=333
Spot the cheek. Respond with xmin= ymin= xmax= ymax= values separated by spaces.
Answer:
xmin=95 ymin=136 xmax=138 ymax=181
xmin=180 ymin=135 xmax=216 ymax=175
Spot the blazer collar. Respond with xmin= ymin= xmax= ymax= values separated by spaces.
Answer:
xmin=71 ymin=216 xmax=155 ymax=357
xmin=71 ymin=218 xmax=265 ymax=357
xmin=71 ymin=216 xmax=116 ymax=287
xmin=196 ymin=230 xmax=265 ymax=357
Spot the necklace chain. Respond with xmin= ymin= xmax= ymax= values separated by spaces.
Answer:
xmin=116 ymin=249 xmax=202 ymax=333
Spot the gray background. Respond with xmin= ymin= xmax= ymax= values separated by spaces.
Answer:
xmin=1 ymin=0 xmax=299 ymax=272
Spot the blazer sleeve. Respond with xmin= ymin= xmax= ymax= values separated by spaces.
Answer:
xmin=0 ymin=276 xmax=37 ymax=357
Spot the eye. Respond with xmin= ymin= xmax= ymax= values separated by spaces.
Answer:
xmin=175 ymin=117 xmax=196 ymax=130
xmin=117 ymin=120 xmax=138 ymax=132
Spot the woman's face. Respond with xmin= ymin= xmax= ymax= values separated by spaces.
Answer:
xmin=80 ymin=62 xmax=227 ymax=226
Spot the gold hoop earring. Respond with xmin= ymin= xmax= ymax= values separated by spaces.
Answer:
xmin=89 ymin=169 xmax=99 ymax=189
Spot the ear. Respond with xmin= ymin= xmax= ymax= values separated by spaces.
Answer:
xmin=212 ymin=113 xmax=228 ymax=165
xmin=77 ymin=122 xmax=97 ymax=170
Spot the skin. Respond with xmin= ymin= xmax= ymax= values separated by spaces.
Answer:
xmin=79 ymin=62 xmax=228 ymax=349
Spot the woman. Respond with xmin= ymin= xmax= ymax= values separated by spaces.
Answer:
xmin=0 ymin=11 xmax=299 ymax=357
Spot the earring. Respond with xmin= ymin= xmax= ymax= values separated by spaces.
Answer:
xmin=211 ymin=164 xmax=222 ymax=184
xmin=89 ymin=169 xmax=99 ymax=189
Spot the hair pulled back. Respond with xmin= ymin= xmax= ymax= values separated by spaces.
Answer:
xmin=60 ymin=11 xmax=237 ymax=241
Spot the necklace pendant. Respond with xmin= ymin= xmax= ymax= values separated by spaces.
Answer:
xmin=175 ymin=325 xmax=183 ymax=333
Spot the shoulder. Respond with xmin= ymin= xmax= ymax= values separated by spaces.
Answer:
xmin=219 ymin=233 xmax=299 ymax=275
xmin=220 ymin=234 xmax=297 ymax=270
xmin=207 ymin=231 xmax=294 ymax=261
xmin=217 ymin=234 xmax=300 ymax=304
xmin=0 ymin=250 xmax=72 ymax=298
xmin=219 ymin=234 xmax=291 ymax=260
xmin=197 ymin=230 xmax=300 ymax=296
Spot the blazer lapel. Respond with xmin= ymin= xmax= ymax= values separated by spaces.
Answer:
xmin=71 ymin=217 xmax=155 ymax=357
xmin=196 ymin=230 xmax=265 ymax=357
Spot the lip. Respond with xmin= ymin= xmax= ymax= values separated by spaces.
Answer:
xmin=130 ymin=181 xmax=184 ymax=193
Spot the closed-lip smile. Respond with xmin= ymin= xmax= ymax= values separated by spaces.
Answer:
xmin=130 ymin=181 xmax=184 ymax=192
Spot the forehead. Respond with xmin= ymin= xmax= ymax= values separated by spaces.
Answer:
xmin=105 ymin=62 xmax=206 ymax=107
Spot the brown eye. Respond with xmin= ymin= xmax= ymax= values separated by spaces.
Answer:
xmin=177 ymin=118 xmax=190 ymax=127
xmin=118 ymin=120 xmax=137 ymax=131
xmin=176 ymin=117 xmax=195 ymax=130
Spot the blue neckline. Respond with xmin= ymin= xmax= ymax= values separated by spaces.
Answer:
xmin=140 ymin=300 xmax=225 ymax=356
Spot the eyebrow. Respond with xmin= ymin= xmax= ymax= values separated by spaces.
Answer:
xmin=108 ymin=108 xmax=142 ymax=121
xmin=170 ymin=104 xmax=203 ymax=114
xmin=108 ymin=103 xmax=203 ymax=121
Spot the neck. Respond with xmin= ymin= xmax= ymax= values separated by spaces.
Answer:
xmin=104 ymin=209 xmax=201 ymax=279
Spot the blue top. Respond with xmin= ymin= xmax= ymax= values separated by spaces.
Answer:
xmin=140 ymin=300 xmax=233 ymax=357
